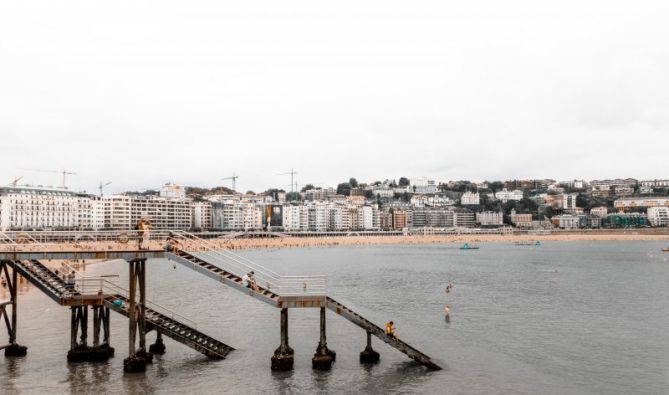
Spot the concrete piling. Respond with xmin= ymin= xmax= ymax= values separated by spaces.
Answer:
xmin=359 ymin=331 xmax=380 ymax=364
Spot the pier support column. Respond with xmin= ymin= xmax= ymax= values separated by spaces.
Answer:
xmin=90 ymin=306 xmax=114 ymax=361
xmin=271 ymin=308 xmax=294 ymax=371
xmin=359 ymin=331 xmax=380 ymax=364
xmin=149 ymin=331 xmax=166 ymax=355
xmin=124 ymin=258 xmax=151 ymax=373
xmin=1 ymin=261 xmax=27 ymax=357
xmin=312 ymin=307 xmax=335 ymax=370
xmin=67 ymin=306 xmax=93 ymax=362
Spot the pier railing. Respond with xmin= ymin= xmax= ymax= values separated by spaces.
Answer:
xmin=0 ymin=230 xmax=327 ymax=297
xmin=171 ymin=231 xmax=327 ymax=297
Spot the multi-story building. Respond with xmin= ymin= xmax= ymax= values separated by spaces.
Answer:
xmin=191 ymin=201 xmax=212 ymax=230
xmin=551 ymin=214 xmax=580 ymax=229
xmin=640 ymin=179 xmax=669 ymax=188
xmin=590 ymin=206 xmax=608 ymax=218
xmin=562 ymin=193 xmax=578 ymax=211
xmin=103 ymin=194 xmax=192 ymax=230
xmin=494 ymin=189 xmax=523 ymax=202
xmin=412 ymin=207 xmax=454 ymax=228
xmin=603 ymin=213 xmax=648 ymax=228
xmin=160 ymin=183 xmax=186 ymax=200
xmin=410 ymin=178 xmax=438 ymax=194
xmin=510 ymin=209 xmax=532 ymax=228
xmin=647 ymin=207 xmax=669 ymax=227
xmin=460 ymin=191 xmax=480 ymax=205
xmin=613 ymin=197 xmax=669 ymax=211
xmin=0 ymin=186 xmax=81 ymax=230
xmin=453 ymin=209 xmax=475 ymax=228
xmin=476 ymin=211 xmax=503 ymax=226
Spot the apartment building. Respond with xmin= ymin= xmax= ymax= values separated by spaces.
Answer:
xmin=613 ymin=197 xmax=669 ymax=210
xmin=476 ymin=211 xmax=503 ymax=226
xmin=460 ymin=191 xmax=480 ymax=205
xmin=647 ymin=207 xmax=669 ymax=227
xmin=510 ymin=209 xmax=532 ymax=228
xmin=191 ymin=201 xmax=212 ymax=230
xmin=0 ymin=186 xmax=81 ymax=230
xmin=590 ymin=206 xmax=608 ymax=218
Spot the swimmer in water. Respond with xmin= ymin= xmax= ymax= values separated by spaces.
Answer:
xmin=444 ymin=305 xmax=451 ymax=323
xmin=445 ymin=282 xmax=453 ymax=294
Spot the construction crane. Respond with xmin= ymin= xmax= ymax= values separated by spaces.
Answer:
xmin=98 ymin=181 xmax=112 ymax=197
xmin=221 ymin=173 xmax=239 ymax=192
xmin=277 ymin=169 xmax=297 ymax=193
xmin=9 ymin=176 xmax=22 ymax=187
xmin=20 ymin=168 xmax=77 ymax=188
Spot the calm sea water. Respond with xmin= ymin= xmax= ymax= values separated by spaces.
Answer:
xmin=2 ymin=241 xmax=669 ymax=394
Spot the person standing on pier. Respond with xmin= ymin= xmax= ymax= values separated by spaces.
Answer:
xmin=140 ymin=219 xmax=151 ymax=250
xmin=136 ymin=219 xmax=145 ymax=250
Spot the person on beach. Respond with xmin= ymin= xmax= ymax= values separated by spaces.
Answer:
xmin=444 ymin=305 xmax=451 ymax=323
xmin=385 ymin=321 xmax=398 ymax=339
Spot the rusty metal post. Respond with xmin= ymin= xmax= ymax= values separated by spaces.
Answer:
xmin=70 ymin=307 xmax=78 ymax=350
xmin=93 ymin=306 xmax=100 ymax=347
xmin=102 ymin=307 xmax=110 ymax=345
xmin=2 ymin=262 xmax=27 ymax=356
xmin=127 ymin=261 xmax=136 ymax=358
xmin=312 ymin=307 xmax=335 ymax=369
xmin=124 ymin=259 xmax=149 ymax=372
xmin=271 ymin=308 xmax=294 ymax=371
xmin=80 ymin=306 xmax=88 ymax=347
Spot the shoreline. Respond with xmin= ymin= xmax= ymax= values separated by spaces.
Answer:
xmin=218 ymin=232 xmax=669 ymax=251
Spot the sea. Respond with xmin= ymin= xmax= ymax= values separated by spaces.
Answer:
xmin=1 ymin=241 xmax=668 ymax=394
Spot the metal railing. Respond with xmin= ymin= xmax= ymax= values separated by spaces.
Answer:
xmin=171 ymin=231 xmax=327 ymax=296
xmin=0 ymin=230 xmax=328 ymax=297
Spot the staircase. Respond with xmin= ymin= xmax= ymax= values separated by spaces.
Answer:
xmin=326 ymin=297 xmax=441 ymax=370
xmin=10 ymin=260 xmax=78 ymax=303
xmin=7 ymin=259 xmax=233 ymax=359
xmin=169 ymin=231 xmax=442 ymax=370
xmin=104 ymin=293 xmax=233 ymax=359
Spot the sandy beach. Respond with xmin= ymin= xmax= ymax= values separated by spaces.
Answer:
xmin=215 ymin=232 xmax=669 ymax=251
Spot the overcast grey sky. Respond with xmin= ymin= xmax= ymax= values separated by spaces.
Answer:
xmin=1 ymin=1 xmax=668 ymax=194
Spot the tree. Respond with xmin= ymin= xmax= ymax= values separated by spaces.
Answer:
xmin=300 ymin=184 xmax=315 ymax=192
xmin=245 ymin=190 xmax=255 ymax=195
xmin=336 ymin=182 xmax=351 ymax=196
xmin=488 ymin=181 xmax=504 ymax=193
xmin=349 ymin=178 xmax=359 ymax=188
xmin=398 ymin=177 xmax=410 ymax=187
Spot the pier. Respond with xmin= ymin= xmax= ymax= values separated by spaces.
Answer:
xmin=0 ymin=230 xmax=441 ymax=372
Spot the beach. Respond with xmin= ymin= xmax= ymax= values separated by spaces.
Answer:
xmin=216 ymin=231 xmax=669 ymax=251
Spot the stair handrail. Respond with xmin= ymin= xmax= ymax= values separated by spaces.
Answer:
xmin=172 ymin=231 xmax=326 ymax=295
xmin=57 ymin=260 xmax=198 ymax=328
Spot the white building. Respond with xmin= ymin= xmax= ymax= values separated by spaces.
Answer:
xmin=460 ymin=191 xmax=480 ymax=205
xmin=562 ymin=193 xmax=578 ymax=210
xmin=640 ymin=179 xmax=669 ymax=188
xmin=494 ymin=189 xmax=523 ymax=202
xmin=647 ymin=207 xmax=669 ymax=227
xmin=590 ymin=206 xmax=608 ymax=218
xmin=0 ymin=186 xmax=81 ymax=230
xmin=552 ymin=214 xmax=580 ymax=229
xmin=103 ymin=194 xmax=192 ymax=230
xmin=160 ymin=183 xmax=186 ymax=200
xmin=410 ymin=177 xmax=438 ymax=194
xmin=476 ymin=211 xmax=503 ymax=226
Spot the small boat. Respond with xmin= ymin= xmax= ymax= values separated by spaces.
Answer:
xmin=460 ymin=243 xmax=479 ymax=250
xmin=515 ymin=240 xmax=541 ymax=246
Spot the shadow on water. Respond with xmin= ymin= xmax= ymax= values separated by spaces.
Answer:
xmin=271 ymin=369 xmax=295 ymax=394
xmin=3 ymin=356 xmax=22 ymax=394
xmin=65 ymin=361 xmax=113 ymax=393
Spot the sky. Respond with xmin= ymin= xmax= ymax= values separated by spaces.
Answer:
xmin=1 ymin=1 xmax=668 ymax=195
